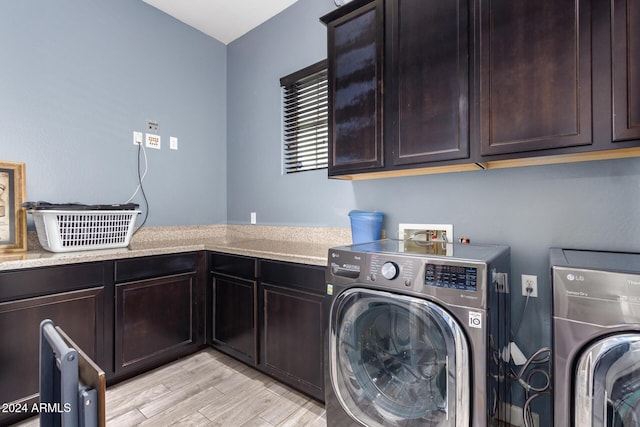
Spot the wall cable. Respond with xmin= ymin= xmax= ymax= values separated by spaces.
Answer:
xmin=126 ymin=141 xmax=149 ymax=236
xmin=125 ymin=141 xmax=148 ymax=203
xmin=511 ymin=290 xmax=531 ymax=341
xmin=510 ymin=347 xmax=552 ymax=427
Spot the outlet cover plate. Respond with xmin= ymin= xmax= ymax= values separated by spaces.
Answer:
xmin=133 ymin=131 xmax=143 ymax=145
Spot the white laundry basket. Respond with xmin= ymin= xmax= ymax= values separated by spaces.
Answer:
xmin=28 ymin=204 xmax=140 ymax=252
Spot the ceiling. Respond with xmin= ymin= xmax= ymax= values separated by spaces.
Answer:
xmin=142 ymin=0 xmax=301 ymax=45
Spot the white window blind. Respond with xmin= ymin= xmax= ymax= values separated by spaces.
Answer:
xmin=280 ymin=60 xmax=328 ymax=173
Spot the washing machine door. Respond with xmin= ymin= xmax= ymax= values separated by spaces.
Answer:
xmin=330 ymin=288 xmax=469 ymax=427
xmin=575 ymin=333 xmax=640 ymax=426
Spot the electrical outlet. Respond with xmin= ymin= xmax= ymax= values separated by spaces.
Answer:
xmin=250 ymin=212 xmax=256 ymax=224
xmin=133 ymin=131 xmax=143 ymax=146
xmin=145 ymin=133 xmax=161 ymax=150
xmin=521 ymin=274 xmax=538 ymax=297
xmin=170 ymin=136 xmax=178 ymax=150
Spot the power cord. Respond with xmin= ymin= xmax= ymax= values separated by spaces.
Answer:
xmin=125 ymin=139 xmax=148 ymax=203
xmin=511 ymin=346 xmax=552 ymax=427
xmin=509 ymin=284 xmax=551 ymax=427
xmin=512 ymin=284 xmax=533 ymax=341
xmin=511 ymin=284 xmax=541 ymax=351
xmin=127 ymin=141 xmax=149 ymax=236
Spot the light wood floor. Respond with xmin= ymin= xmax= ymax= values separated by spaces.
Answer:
xmin=13 ymin=348 xmax=327 ymax=426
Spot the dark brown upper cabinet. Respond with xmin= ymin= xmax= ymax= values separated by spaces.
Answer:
xmin=387 ymin=0 xmax=470 ymax=165
xmin=612 ymin=0 xmax=640 ymax=142
xmin=322 ymin=0 xmax=640 ymax=179
xmin=479 ymin=0 xmax=593 ymax=156
xmin=322 ymin=0 xmax=470 ymax=176
xmin=322 ymin=0 xmax=384 ymax=175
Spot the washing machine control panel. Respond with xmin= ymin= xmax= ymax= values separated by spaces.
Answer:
xmin=368 ymin=255 xmax=416 ymax=287
xmin=425 ymin=263 xmax=478 ymax=291
xmin=366 ymin=254 xmax=483 ymax=295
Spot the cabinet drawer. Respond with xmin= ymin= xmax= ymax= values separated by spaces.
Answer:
xmin=210 ymin=252 xmax=256 ymax=280
xmin=115 ymin=252 xmax=198 ymax=283
xmin=259 ymin=260 xmax=325 ymax=294
xmin=0 ymin=262 xmax=104 ymax=303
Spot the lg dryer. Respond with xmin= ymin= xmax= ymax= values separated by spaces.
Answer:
xmin=325 ymin=240 xmax=511 ymax=426
xmin=552 ymin=248 xmax=640 ymax=426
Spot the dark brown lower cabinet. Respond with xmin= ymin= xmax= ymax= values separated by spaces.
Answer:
xmin=261 ymin=283 xmax=325 ymax=400
xmin=209 ymin=252 xmax=258 ymax=366
xmin=0 ymin=287 xmax=104 ymax=425
xmin=211 ymin=273 xmax=257 ymax=366
xmin=113 ymin=252 xmax=203 ymax=378
xmin=208 ymin=255 xmax=327 ymax=402
xmin=115 ymin=272 xmax=198 ymax=375
xmin=259 ymin=260 xmax=326 ymax=401
xmin=0 ymin=252 xmax=205 ymax=425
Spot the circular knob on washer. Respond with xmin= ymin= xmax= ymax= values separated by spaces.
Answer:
xmin=381 ymin=262 xmax=399 ymax=280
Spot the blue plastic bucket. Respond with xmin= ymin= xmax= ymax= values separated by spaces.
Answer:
xmin=349 ymin=210 xmax=384 ymax=244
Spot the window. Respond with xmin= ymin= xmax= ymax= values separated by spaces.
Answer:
xmin=280 ymin=60 xmax=328 ymax=173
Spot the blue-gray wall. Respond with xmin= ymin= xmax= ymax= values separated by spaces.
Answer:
xmin=227 ymin=0 xmax=356 ymax=227
xmin=0 ymin=0 xmax=227 ymax=226
xmin=226 ymin=0 xmax=640 ymax=421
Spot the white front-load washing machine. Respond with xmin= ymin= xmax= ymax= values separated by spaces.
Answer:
xmin=325 ymin=240 xmax=511 ymax=426
xmin=552 ymin=248 xmax=640 ymax=426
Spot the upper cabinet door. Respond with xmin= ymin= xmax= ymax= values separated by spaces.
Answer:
xmin=388 ymin=0 xmax=470 ymax=165
xmin=325 ymin=0 xmax=384 ymax=174
xmin=612 ymin=0 xmax=640 ymax=141
xmin=479 ymin=0 xmax=593 ymax=156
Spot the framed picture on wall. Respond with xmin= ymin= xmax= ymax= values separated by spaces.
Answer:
xmin=0 ymin=161 xmax=27 ymax=253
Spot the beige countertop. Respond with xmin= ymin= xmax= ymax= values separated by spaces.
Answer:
xmin=0 ymin=225 xmax=352 ymax=271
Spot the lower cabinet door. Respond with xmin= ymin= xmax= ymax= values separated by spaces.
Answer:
xmin=115 ymin=273 xmax=197 ymax=374
xmin=261 ymin=283 xmax=325 ymax=401
xmin=211 ymin=274 xmax=257 ymax=365
xmin=0 ymin=287 xmax=104 ymax=425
